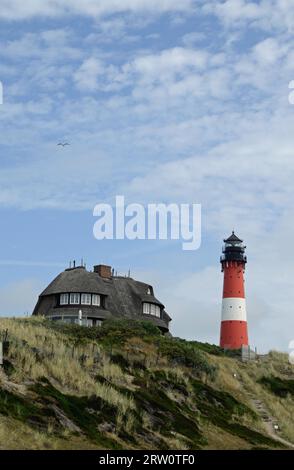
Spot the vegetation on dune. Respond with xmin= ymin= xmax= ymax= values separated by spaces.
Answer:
xmin=258 ymin=376 xmax=294 ymax=398
xmin=0 ymin=317 xmax=293 ymax=450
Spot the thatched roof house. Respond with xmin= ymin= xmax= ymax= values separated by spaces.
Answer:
xmin=32 ymin=264 xmax=171 ymax=333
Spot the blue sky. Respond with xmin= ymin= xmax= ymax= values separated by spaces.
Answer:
xmin=0 ymin=0 xmax=294 ymax=352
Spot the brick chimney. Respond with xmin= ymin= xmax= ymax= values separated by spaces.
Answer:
xmin=94 ymin=264 xmax=112 ymax=279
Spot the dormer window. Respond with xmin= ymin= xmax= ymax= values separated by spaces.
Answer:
xmin=81 ymin=293 xmax=91 ymax=305
xmin=70 ymin=293 xmax=80 ymax=304
xmin=92 ymin=294 xmax=101 ymax=306
xmin=59 ymin=292 xmax=102 ymax=306
xmin=143 ymin=302 xmax=161 ymax=318
xmin=60 ymin=293 xmax=69 ymax=305
xmin=147 ymin=287 xmax=151 ymax=295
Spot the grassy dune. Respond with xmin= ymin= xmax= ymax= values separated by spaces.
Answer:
xmin=0 ymin=317 xmax=293 ymax=450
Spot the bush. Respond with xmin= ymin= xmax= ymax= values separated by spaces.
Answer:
xmin=157 ymin=337 xmax=217 ymax=379
xmin=44 ymin=318 xmax=161 ymax=346
xmin=258 ymin=376 xmax=294 ymax=398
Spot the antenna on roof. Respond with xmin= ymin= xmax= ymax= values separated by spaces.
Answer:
xmin=111 ymin=268 xmax=114 ymax=277
xmin=81 ymin=258 xmax=83 ymax=267
xmin=73 ymin=260 xmax=76 ymax=268
xmin=128 ymin=269 xmax=131 ymax=278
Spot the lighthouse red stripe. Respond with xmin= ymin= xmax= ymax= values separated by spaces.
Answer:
xmin=220 ymin=320 xmax=248 ymax=349
xmin=223 ymin=263 xmax=245 ymax=298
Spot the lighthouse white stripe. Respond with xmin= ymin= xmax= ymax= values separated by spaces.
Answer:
xmin=221 ymin=297 xmax=247 ymax=322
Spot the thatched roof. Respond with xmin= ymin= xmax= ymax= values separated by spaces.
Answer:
xmin=33 ymin=265 xmax=171 ymax=327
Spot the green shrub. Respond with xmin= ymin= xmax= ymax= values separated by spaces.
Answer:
xmin=44 ymin=318 xmax=161 ymax=346
xmin=258 ymin=376 xmax=294 ymax=398
xmin=157 ymin=337 xmax=217 ymax=379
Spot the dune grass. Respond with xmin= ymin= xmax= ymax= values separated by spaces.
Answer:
xmin=0 ymin=317 xmax=293 ymax=449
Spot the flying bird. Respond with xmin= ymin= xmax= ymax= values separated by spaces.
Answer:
xmin=57 ymin=142 xmax=70 ymax=147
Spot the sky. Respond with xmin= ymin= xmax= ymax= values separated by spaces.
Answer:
xmin=0 ymin=0 xmax=294 ymax=353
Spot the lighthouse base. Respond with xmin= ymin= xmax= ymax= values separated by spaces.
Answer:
xmin=220 ymin=320 xmax=248 ymax=350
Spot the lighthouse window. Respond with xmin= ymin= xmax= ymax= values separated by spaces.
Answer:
xmin=60 ymin=293 xmax=69 ymax=305
xmin=70 ymin=293 xmax=80 ymax=304
xmin=81 ymin=293 xmax=91 ymax=305
xmin=92 ymin=294 xmax=101 ymax=306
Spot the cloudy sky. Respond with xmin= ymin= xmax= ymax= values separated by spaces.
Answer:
xmin=0 ymin=0 xmax=294 ymax=353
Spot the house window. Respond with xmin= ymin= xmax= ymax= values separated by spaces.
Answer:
xmin=151 ymin=304 xmax=156 ymax=315
xmin=81 ymin=293 xmax=91 ymax=305
xmin=70 ymin=293 xmax=80 ymax=304
xmin=92 ymin=294 xmax=101 ymax=306
xmin=143 ymin=302 xmax=149 ymax=314
xmin=60 ymin=293 xmax=69 ymax=305
xmin=143 ymin=302 xmax=161 ymax=318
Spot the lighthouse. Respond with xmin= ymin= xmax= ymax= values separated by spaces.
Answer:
xmin=220 ymin=232 xmax=249 ymax=349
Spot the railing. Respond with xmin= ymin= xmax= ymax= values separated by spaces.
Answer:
xmin=220 ymin=254 xmax=247 ymax=262
xmin=222 ymin=244 xmax=245 ymax=253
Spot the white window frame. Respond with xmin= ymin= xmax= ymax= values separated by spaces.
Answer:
xmin=70 ymin=293 xmax=80 ymax=304
xmin=155 ymin=305 xmax=161 ymax=318
xmin=143 ymin=302 xmax=150 ymax=314
xmin=81 ymin=293 xmax=91 ymax=305
xmin=60 ymin=293 xmax=69 ymax=305
xmin=92 ymin=294 xmax=101 ymax=306
xmin=143 ymin=302 xmax=161 ymax=318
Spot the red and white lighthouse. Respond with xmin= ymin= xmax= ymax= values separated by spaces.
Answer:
xmin=220 ymin=232 xmax=249 ymax=349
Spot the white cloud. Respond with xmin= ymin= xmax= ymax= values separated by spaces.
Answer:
xmin=74 ymin=47 xmax=211 ymax=94
xmin=252 ymin=37 xmax=289 ymax=67
xmin=0 ymin=30 xmax=80 ymax=60
xmin=0 ymin=0 xmax=195 ymax=20
xmin=204 ymin=0 xmax=261 ymax=24
xmin=182 ymin=31 xmax=206 ymax=47
xmin=132 ymin=47 xmax=209 ymax=77
xmin=204 ymin=0 xmax=294 ymax=33
xmin=0 ymin=0 xmax=294 ymax=352
xmin=74 ymin=58 xmax=107 ymax=91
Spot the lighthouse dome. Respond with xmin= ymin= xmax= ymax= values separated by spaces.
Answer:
xmin=221 ymin=231 xmax=247 ymax=264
